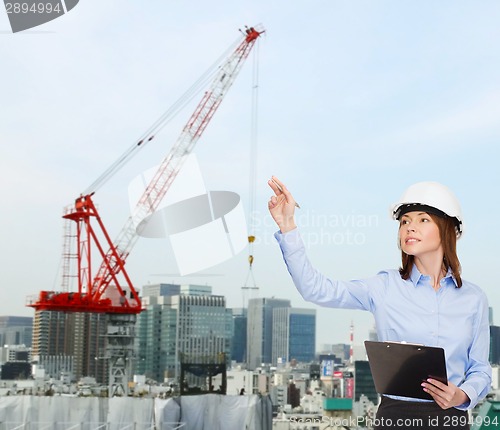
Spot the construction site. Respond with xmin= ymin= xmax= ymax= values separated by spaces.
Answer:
xmin=1 ymin=25 xmax=274 ymax=429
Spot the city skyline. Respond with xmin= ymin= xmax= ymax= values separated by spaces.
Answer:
xmin=2 ymin=1 xmax=500 ymax=347
xmin=2 ymin=299 xmax=499 ymax=355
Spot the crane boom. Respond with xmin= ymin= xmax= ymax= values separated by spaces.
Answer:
xmin=27 ymin=26 xmax=263 ymax=314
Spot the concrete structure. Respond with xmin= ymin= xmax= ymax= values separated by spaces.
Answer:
xmin=0 ymin=344 xmax=31 ymax=364
xmin=33 ymin=354 xmax=74 ymax=380
xmin=226 ymin=367 xmax=272 ymax=396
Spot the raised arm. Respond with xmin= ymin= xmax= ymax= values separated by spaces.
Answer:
xmin=268 ymin=177 xmax=377 ymax=311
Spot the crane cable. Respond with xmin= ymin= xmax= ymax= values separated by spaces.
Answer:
xmin=242 ymin=36 xmax=261 ymax=300
xmin=82 ymin=36 xmax=241 ymax=196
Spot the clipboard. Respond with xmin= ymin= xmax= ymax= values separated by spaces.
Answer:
xmin=364 ymin=340 xmax=448 ymax=400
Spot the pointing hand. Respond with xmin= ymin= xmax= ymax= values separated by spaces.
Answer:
xmin=267 ymin=176 xmax=298 ymax=233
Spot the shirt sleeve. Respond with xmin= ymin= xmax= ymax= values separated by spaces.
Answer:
xmin=275 ymin=228 xmax=379 ymax=312
xmin=456 ymin=290 xmax=492 ymax=410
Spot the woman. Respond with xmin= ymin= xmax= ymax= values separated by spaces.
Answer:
xmin=268 ymin=177 xmax=491 ymax=430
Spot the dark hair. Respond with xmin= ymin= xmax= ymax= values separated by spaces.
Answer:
xmin=399 ymin=213 xmax=462 ymax=288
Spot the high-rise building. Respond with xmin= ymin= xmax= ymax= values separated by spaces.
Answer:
xmin=246 ymin=297 xmax=290 ymax=369
xmin=31 ymin=310 xmax=107 ymax=382
xmin=135 ymin=295 xmax=177 ymax=381
xmin=272 ymin=308 xmax=316 ymax=364
xmin=231 ymin=308 xmax=247 ymax=363
xmin=135 ymin=283 xmax=233 ymax=383
xmin=0 ymin=316 xmax=33 ymax=347
xmin=173 ymin=293 xmax=232 ymax=380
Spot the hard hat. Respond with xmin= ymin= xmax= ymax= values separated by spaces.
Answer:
xmin=391 ymin=181 xmax=463 ymax=237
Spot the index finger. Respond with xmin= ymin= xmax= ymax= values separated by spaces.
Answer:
xmin=271 ymin=176 xmax=292 ymax=196
xmin=268 ymin=178 xmax=282 ymax=195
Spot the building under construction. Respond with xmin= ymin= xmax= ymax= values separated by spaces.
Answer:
xmin=26 ymin=25 xmax=264 ymax=395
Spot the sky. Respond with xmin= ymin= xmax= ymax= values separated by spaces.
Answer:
xmin=1 ymin=0 xmax=500 ymax=349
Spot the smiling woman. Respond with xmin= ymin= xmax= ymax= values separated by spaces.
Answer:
xmin=392 ymin=182 xmax=464 ymax=290
xmin=398 ymin=212 xmax=456 ymax=290
xmin=268 ymin=176 xmax=491 ymax=430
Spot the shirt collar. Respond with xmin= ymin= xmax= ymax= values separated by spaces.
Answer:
xmin=409 ymin=264 xmax=459 ymax=288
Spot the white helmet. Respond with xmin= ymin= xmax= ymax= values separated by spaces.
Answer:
xmin=391 ymin=181 xmax=463 ymax=237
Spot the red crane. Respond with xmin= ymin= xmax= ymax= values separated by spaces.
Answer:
xmin=27 ymin=26 xmax=264 ymax=315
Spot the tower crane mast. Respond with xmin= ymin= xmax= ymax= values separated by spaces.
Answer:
xmin=27 ymin=26 xmax=264 ymax=315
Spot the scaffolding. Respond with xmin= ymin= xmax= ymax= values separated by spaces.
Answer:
xmin=105 ymin=314 xmax=137 ymax=397
xmin=179 ymin=352 xmax=227 ymax=396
